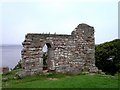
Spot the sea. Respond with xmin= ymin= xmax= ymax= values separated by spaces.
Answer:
xmin=0 ymin=45 xmax=22 ymax=69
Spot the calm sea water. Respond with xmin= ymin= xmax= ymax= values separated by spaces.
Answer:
xmin=0 ymin=45 xmax=22 ymax=69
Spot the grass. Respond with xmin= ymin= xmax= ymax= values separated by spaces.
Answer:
xmin=0 ymin=73 xmax=2 ymax=89
xmin=2 ymin=70 xmax=119 ymax=88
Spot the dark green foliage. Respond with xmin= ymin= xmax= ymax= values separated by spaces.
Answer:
xmin=95 ymin=39 xmax=120 ymax=75
xmin=42 ymin=52 xmax=48 ymax=70
xmin=42 ymin=52 xmax=48 ymax=66
xmin=13 ymin=60 xmax=22 ymax=70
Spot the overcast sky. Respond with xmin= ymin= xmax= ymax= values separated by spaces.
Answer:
xmin=0 ymin=0 xmax=119 ymax=45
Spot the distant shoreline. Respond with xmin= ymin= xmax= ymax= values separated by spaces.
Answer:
xmin=0 ymin=45 xmax=22 ymax=47
xmin=0 ymin=45 xmax=22 ymax=69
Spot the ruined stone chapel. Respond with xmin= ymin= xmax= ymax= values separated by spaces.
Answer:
xmin=21 ymin=23 xmax=98 ymax=75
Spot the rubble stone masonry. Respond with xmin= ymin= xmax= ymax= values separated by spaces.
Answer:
xmin=21 ymin=23 xmax=98 ymax=75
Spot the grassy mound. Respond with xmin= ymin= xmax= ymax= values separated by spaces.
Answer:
xmin=2 ymin=70 xmax=119 ymax=88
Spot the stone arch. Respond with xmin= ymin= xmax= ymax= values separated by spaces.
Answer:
xmin=40 ymin=41 xmax=55 ymax=71
xmin=41 ymin=40 xmax=55 ymax=49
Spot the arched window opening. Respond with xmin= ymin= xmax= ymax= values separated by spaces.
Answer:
xmin=46 ymin=43 xmax=51 ymax=48
xmin=42 ymin=44 xmax=48 ymax=52
xmin=42 ymin=43 xmax=52 ymax=70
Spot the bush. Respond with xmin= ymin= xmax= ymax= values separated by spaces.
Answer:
xmin=95 ymin=39 xmax=120 ymax=75
xmin=13 ymin=60 xmax=22 ymax=70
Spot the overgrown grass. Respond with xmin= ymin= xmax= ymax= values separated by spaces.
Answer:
xmin=2 ymin=70 xmax=119 ymax=88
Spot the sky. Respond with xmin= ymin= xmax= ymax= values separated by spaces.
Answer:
xmin=0 ymin=0 xmax=119 ymax=45
xmin=118 ymin=1 xmax=120 ymax=39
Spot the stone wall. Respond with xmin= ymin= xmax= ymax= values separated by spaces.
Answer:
xmin=0 ymin=67 xmax=9 ymax=74
xmin=21 ymin=23 xmax=98 ymax=75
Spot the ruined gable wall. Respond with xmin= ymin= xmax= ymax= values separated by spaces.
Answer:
xmin=71 ymin=24 xmax=97 ymax=73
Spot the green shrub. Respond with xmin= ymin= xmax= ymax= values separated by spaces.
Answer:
xmin=95 ymin=39 xmax=120 ymax=75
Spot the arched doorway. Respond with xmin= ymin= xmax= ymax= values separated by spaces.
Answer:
xmin=42 ymin=43 xmax=55 ymax=71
